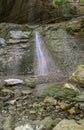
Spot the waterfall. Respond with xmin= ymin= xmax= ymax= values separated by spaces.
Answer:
xmin=35 ymin=31 xmax=48 ymax=76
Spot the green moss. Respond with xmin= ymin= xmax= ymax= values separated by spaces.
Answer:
xmin=44 ymin=85 xmax=63 ymax=96
xmin=80 ymin=65 xmax=84 ymax=69
xmin=44 ymin=85 xmax=79 ymax=100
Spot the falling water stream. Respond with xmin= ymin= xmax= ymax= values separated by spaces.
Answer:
xmin=34 ymin=31 xmax=65 ymax=95
xmin=35 ymin=31 xmax=48 ymax=76
xmin=35 ymin=31 xmax=63 ymax=80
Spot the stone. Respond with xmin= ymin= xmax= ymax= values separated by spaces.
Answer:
xmin=53 ymin=119 xmax=84 ymax=130
xmin=29 ymin=110 xmax=37 ymax=114
xmin=15 ymin=124 xmax=34 ymax=130
xmin=77 ymin=92 xmax=84 ymax=100
xmin=4 ymin=79 xmax=23 ymax=86
xmin=69 ymin=65 xmax=84 ymax=85
xmin=21 ymin=90 xmax=32 ymax=95
xmin=25 ymin=77 xmax=37 ymax=88
xmin=33 ymin=102 xmax=40 ymax=108
xmin=10 ymin=31 xmax=30 ymax=39
xmin=44 ymin=96 xmax=57 ymax=105
xmin=0 ymin=95 xmax=11 ymax=101
xmin=0 ymin=37 xmax=6 ymax=46
xmin=79 ymin=103 xmax=84 ymax=110
xmin=77 ymin=119 xmax=84 ymax=127
xmin=8 ymin=99 xmax=16 ymax=105
xmin=1 ymin=88 xmax=14 ymax=94
xmin=63 ymin=83 xmax=80 ymax=93
xmin=59 ymin=102 xmax=70 ymax=110
xmin=67 ymin=107 xmax=76 ymax=115
xmin=7 ymin=39 xmax=28 ymax=44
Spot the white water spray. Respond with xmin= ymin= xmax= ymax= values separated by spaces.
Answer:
xmin=35 ymin=31 xmax=48 ymax=76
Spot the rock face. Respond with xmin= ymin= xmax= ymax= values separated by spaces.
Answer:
xmin=53 ymin=119 xmax=84 ymax=130
xmin=0 ymin=22 xmax=83 ymax=78
xmin=44 ymin=27 xmax=83 ymax=76
xmin=0 ymin=23 xmax=34 ymax=76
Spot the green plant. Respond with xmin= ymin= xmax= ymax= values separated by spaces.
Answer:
xmin=64 ymin=89 xmax=78 ymax=98
xmin=66 ymin=27 xmax=75 ymax=35
xmin=44 ymin=85 xmax=62 ymax=96
xmin=80 ymin=65 xmax=84 ymax=69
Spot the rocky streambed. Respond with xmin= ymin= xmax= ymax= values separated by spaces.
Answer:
xmin=0 ymin=16 xmax=84 ymax=130
xmin=0 ymin=65 xmax=84 ymax=130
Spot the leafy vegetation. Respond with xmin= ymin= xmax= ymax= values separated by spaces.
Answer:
xmin=80 ymin=65 xmax=84 ymax=69
xmin=63 ymin=89 xmax=78 ymax=98
xmin=66 ymin=27 xmax=75 ymax=35
xmin=44 ymin=85 xmax=79 ymax=100
xmin=50 ymin=0 xmax=78 ymax=19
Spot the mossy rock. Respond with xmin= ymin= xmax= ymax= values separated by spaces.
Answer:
xmin=69 ymin=65 xmax=84 ymax=85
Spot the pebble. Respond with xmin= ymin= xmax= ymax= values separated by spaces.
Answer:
xmin=67 ymin=107 xmax=76 ymax=115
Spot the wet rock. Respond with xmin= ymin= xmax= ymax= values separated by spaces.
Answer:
xmin=0 ymin=37 xmax=6 ymax=46
xmin=9 ymin=31 xmax=30 ymax=39
xmin=4 ymin=79 xmax=23 ymax=86
xmin=53 ymin=119 xmax=84 ymax=130
xmin=69 ymin=65 xmax=84 ymax=85
xmin=44 ymin=96 xmax=57 ymax=105
xmin=15 ymin=124 xmax=34 ymax=130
